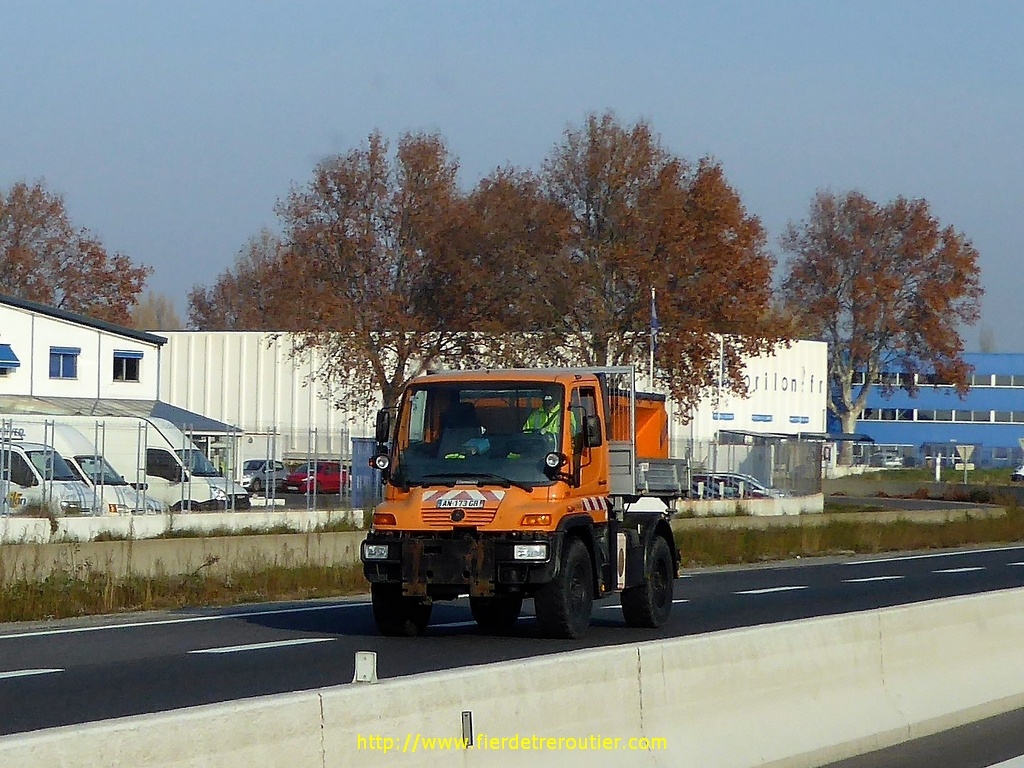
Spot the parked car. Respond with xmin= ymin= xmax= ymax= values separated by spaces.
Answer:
xmin=690 ymin=472 xmax=789 ymax=500
xmin=239 ymin=459 xmax=287 ymax=495
xmin=869 ymin=451 xmax=905 ymax=469
xmin=283 ymin=461 xmax=348 ymax=494
xmin=1012 ymin=465 xmax=1024 ymax=482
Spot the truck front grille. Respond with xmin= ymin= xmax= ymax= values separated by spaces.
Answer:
xmin=421 ymin=508 xmax=496 ymax=528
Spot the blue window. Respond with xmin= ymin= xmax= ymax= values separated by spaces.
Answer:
xmin=49 ymin=346 xmax=81 ymax=379
xmin=113 ymin=350 xmax=143 ymax=382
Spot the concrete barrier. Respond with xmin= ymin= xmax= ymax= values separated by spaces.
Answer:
xmin=0 ymin=530 xmax=367 ymax=582
xmin=4 ymin=587 xmax=1024 ymax=767
xmin=0 ymin=508 xmax=364 ymax=545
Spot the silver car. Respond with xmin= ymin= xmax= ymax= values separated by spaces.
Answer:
xmin=239 ymin=459 xmax=286 ymax=495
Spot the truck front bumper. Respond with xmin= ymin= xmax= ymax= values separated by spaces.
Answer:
xmin=361 ymin=532 xmax=561 ymax=597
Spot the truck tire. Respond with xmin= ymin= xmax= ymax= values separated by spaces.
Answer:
xmin=620 ymin=535 xmax=674 ymax=628
xmin=470 ymin=595 xmax=523 ymax=634
xmin=535 ymin=538 xmax=593 ymax=639
xmin=251 ymin=478 xmax=263 ymax=495
xmin=371 ymin=583 xmax=432 ymax=637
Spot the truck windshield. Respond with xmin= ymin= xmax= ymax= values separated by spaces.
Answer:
xmin=176 ymin=448 xmax=221 ymax=477
xmin=24 ymin=450 xmax=79 ymax=482
xmin=74 ymin=455 xmax=128 ymax=486
xmin=392 ymin=382 xmax=565 ymax=488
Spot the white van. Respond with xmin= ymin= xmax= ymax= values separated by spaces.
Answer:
xmin=4 ymin=420 xmax=164 ymax=514
xmin=0 ymin=438 xmax=101 ymax=516
xmin=63 ymin=415 xmax=249 ymax=511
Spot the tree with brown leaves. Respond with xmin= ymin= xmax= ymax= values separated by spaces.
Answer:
xmin=0 ymin=180 xmax=150 ymax=324
xmin=780 ymin=190 xmax=983 ymax=459
xmin=276 ymin=131 xmax=475 ymax=410
xmin=539 ymin=111 xmax=784 ymax=412
xmin=187 ymin=229 xmax=289 ymax=331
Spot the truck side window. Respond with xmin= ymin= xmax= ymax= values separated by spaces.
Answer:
xmin=8 ymin=453 xmax=38 ymax=487
xmin=573 ymin=387 xmax=601 ymax=450
xmin=146 ymin=449 xmax=181 ymax=482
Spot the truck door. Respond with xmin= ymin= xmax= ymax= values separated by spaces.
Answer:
xmin=570 ymin=385 xmax=608 ymax=518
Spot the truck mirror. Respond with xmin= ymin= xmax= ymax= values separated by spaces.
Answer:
xmin=374 ymin=409 xmax=391 ymax=444
xmin=583 ymin=415 xmax=603 ymax=448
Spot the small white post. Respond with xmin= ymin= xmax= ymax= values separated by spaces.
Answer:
xmin=352 ymin=651 xmax=377 ymax=683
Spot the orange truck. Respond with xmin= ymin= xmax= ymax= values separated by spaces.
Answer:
xmin=361 ymin=366 xmax=689 ymax=638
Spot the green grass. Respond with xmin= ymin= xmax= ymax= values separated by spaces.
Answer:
xmin=867 ymin=466 xmax=1017 ymax=485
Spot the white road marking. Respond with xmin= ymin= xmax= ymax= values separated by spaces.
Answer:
xmin=188 ymin=637 xmax=334 ymax=655
xmin=986 ymin=755 xmax=1024 ymax=767
xmin=843 ymin=545 xmax=1024 ymax=566
xmin=1008 ymin=562 xmax=1024 ymax=567
xmin=735 ymin=586 xmax=808 ymax=595
xmin=842 ymin=575 xmax=905 ymax=584
xmin=599 ymin=598 xmax=688 ymax=611
xmin=0 ymin=601 xmax=371 ymax=642
xmin=933 ymin=567 xmax=986 ymax=574
xmin=0 ymin=668 xmax=64 ymax=680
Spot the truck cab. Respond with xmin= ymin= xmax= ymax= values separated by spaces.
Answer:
xmin=361 ymin=367 xmax=683 ymax=639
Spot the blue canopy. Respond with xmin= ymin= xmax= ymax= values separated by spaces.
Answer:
xmin=0 ymin=344 xmax=20 ymax=369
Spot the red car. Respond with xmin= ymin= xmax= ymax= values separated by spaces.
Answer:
xmin=283 ymin=461 xmax=348 ymax=494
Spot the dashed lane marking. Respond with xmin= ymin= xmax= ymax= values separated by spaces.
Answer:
xmin=735 ymin=586 xmax=808 ymax=595
xmin=188 ymin=638 xmax=334 ymax=655
xmin=0 ymin=669 xmax=64 ymax=680
xmin=0 ymin=602 xmax=371 ymax=641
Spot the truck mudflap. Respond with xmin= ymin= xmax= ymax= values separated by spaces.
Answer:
xmin=362 ymin=532 xmax=560 ymax=598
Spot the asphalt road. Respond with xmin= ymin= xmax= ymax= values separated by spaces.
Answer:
xmin=2 ymin=544 xmax=1024 ymax=736
xmin=821 ymin=708 xmax=1024 ymax=768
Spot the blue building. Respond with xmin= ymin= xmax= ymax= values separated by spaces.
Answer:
xmin=851 ymin=353 xmax=1024 ymax=468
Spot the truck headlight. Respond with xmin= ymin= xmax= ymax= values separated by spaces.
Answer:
xmin=513 ymin=543 xmax=548 ymax=561
xmin=212 ymin=486 xmax=227 ymax=501
xmin=363 ymin=543 xmax=390 ymax=560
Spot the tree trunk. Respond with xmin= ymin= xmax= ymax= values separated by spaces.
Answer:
xmin=838 ymin=410 xmax=860 ymax=465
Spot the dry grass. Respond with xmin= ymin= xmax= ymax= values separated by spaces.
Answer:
xmin=0 ymin=555 xmax=368 ymax=624
xmin=7 ymin=499 xmax=1024 ymax=624
xmin=676 ymin=504 xmax=1024 ymax=567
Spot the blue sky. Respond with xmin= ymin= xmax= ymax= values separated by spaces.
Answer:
xmin=2 ymin=1 xmax=1022 ymax=348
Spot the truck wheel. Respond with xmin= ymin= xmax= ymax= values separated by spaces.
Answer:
xmin=620 ymin=536 xmax=674 ymax=628
xmin=251 ymin=478 xmax=263 ymax=495
xmin=371 ymin=583 xmax=432 ymax=637
xmin=535 ymin=538 xmax=593 ymax=639
xmin=470 ymin=595 xmax=523 ymax=634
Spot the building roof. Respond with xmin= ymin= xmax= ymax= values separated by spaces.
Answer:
xmin=0 ymin=293 xmax=167 ymax=346
xmin=0 ymin=396 xmax=239 ymax=434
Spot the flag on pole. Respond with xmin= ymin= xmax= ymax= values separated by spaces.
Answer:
xmin=650 ymin=286 xmax=660 ymax=337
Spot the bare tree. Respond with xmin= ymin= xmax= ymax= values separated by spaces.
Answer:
xmin=131 ymin=291 xmax=183 ymax=330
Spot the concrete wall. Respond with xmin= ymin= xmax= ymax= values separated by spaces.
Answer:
xmin=0 ymin=530 xmax=367 ymax=582
xmin=4 ymin=588 xmax=1024 ymax=767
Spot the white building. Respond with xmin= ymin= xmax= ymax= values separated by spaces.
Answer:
xmin=155 ymin=331 xmax=828 ymax=464
xmin=0 ymin=294 xmax=165 ymax=400
xmin=0 ymin=294 xmax=238 ymax=463
xmin=157 ymin=332 xmax=359 ymax=465
xmin=0 ymin=293 xmax=827 ymax=479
